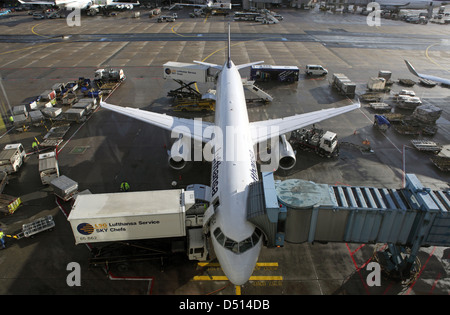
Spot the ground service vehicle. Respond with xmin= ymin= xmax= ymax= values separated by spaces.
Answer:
xmin=250 ymin=65 xmax=299 ymax=82
xmin=305 ymin=65 xmax=328 ymax=76
xmin=68 ymin=189 xmax=209 ymax=261
xmin=289 ymin=127 xmax=339 ymax=157
xmin=157 ymin=15 xmax=175 ymax=22
xmin=39 ymin=151 xmax=59 ymax=185
xmin=0 ymin=144 xmax=26 ymax=174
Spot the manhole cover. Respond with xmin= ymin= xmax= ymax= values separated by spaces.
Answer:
xmin=70 ymin=146 xmax=89 ymax=154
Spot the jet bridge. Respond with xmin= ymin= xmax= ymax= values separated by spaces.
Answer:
xmin=248 ymin=172 xmax=450 ymax=255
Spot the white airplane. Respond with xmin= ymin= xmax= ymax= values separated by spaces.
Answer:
xmin=101 ymin=26 xmax=360 ymax=285
xmin=170 ymin=0 xmax=233 ymax=12
xmin=375 ymin=0 xmax=447 ymax=10
xmin=405 ymin=60 xmax=450 ymax=86
xmin=19 ymin=0 xmax=139 ymax=12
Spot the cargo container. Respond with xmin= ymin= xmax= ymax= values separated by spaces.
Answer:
xmin=50 ymin=175 xmax=78 ymax=201
xmin=331 ymin=73 xmax=356 ymax=97
xmin=63 ymin=108 xmax=85 ymax=122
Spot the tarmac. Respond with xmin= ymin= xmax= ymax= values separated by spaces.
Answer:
xmin=0 ymin=7 xmax=449 ymax=296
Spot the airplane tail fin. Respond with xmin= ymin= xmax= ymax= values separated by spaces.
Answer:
xmin=227 ymin=23 xmax=231 ymax=69
xmin=404 ymin=60 xmax=419 ymax=77
xmin=194 ymin=24 xmax=264 ymax=70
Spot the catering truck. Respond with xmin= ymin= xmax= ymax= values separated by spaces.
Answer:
xmin=68 ymin=189 xmax=209 ymax=261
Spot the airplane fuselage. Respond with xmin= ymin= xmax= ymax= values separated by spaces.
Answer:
xmin=377 ymin=0 xmax=447 ymax=10
xmin=208 ymin=61 xmax=262 ymax=285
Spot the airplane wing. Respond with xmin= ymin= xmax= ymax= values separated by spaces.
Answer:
xmin=249 ymin=102 xmax=360 ymax=144
xmin=18 ymin=0 xmax=57 ymax=5
xmin=104 ymin=1 xmax=140 ymax=8
xmin=100 ymin=102 xmax=214 ymax=143
xmin=171 ymin=3 xmax=204 ymax=8
xmin=404 ymin=60 xmax=450 ymax=86
xmin=381 ymin=2 xmax=410 ymax=7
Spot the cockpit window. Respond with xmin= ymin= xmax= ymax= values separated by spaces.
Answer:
xmin=213 ymin=227 xmax=262 ymax=254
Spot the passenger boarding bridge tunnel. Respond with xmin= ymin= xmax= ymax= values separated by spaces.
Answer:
xmin=247 ymin=173 xmax=450 ymax=280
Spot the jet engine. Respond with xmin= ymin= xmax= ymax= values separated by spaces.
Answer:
xmin=278 ymin=134 xmax=296 ymax=170
xmin=168 ymin=134 xmax=191 ymax=170
xmin=126 ymin=4 xmax=134 ymax=9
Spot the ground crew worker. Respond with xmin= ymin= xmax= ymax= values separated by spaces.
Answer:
xmin=32 ymin=141 xmax=39 ymax=151
xmin=0 ymin=228 xmax=5 ymax=249
xmin=9 ymin=116 xmax=13 ymax=126
xmin=120 ymin=181 xmax=130 ymax=192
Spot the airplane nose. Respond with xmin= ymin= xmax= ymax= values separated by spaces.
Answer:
xmin=224 ymin=266 xmax=254 ymax=286
xmin=211 ymin=237 xmax=261 ymax=286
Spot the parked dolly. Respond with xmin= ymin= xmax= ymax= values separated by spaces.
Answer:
xmin=12 ymin=215 xmax=55 ymax=239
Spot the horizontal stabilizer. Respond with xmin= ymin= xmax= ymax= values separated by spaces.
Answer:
xmin=236 ymin=61 xmax=264 ymax=70
xmin=193 ymin=60 xmax=223 ymax=70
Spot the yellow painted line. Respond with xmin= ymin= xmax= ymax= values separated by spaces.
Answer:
xmin=193 ymin=275 xmax=283 ymax=281
xmin=235 ymin=285 xmax=241 ymax=295
xmin=194 ymin=276 xmax=229 ymax=281
xmin=425 ymin=43 xmax=450 ymax=73
xmin=0 ymin=43 xmax=56 ymax=56
xmin=198 ymin=262 xmax=278 ymax=267
xmin=31 ymin=23 xmax=51 ymax=38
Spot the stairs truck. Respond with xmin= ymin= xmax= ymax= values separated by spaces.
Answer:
xmin=289 ymin=127 xmax=339 ymax=157
xmin=68 ymin=188 xmax=209 ymax=263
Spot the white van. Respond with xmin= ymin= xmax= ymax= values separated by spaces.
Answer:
xmin=305 ymin=65 xmax=328 ymax=76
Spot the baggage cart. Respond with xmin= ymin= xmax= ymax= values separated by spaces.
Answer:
xmin=369 ymin=102 xmax=391 ymax=112
xmin=411 ymin=140 xmax=442 ymax=154
xmin=15 ymin=215 xmax=55 ymax=239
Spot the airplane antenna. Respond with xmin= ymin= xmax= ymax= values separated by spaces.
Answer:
xmin=227 ymin=23 xmax=231 ymax=69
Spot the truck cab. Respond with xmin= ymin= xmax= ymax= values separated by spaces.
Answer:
xmin=320 ymin=131 xmax=338 ymax=155
xmin=0 ymin=144 xmax=26 ymax=174
xmin=187 ymin=228 xmax=208 ymax=261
